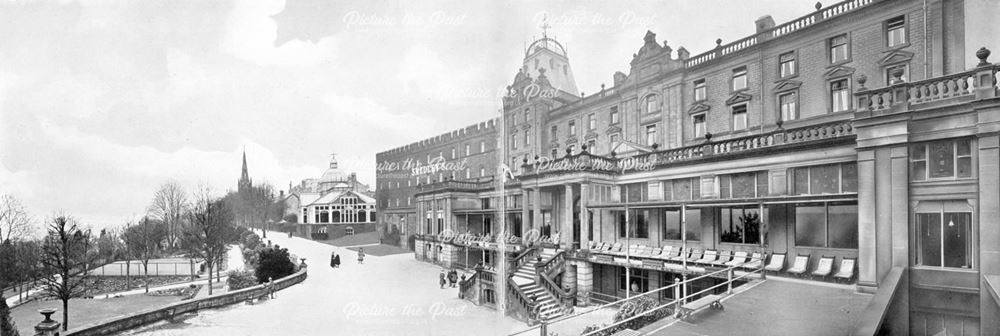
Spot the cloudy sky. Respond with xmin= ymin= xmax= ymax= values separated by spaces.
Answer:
xmin=0 ymin=0 xmax=809 ymax=230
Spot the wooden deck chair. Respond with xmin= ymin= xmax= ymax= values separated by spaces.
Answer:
xmin=649 ymin=247 xmax=663 ymax=259
xmin=741 ymin=252 xmax=763 ymax=269
xmin=655 ymin=246 xmax=674 ymax=260
xmin=711 ymin=251 xmax=733 ymax=266
xmin=763 ymin=253 xmax=786 ymax=272
xmin=609 ymin=242 xmax=624 ymax=255
xmin=811 ymin=256 xmax=835 ymax=278
xmin=634 ymin=245 xmax=651 ymax=259
xmin=833 ymin=258 xmax=856 ymax=283
xmin=696 ymin=250 xmax=718 ymax=265
xmin=725 ymin=251 xmax=749 ymax=267
xmin=671 ymin=247 xmax=691 ymax=262
xmin=786 ymin=254 xmax=810 ymax=276
xmin=685 ymin=249 xmax=704 ymax=263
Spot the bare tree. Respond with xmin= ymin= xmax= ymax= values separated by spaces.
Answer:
xmin=0 ymin=194 xmax=33 ymax=242
xmin=122 ymin=218 xmax=167 ymax=293
xmin=40 ymin=215 xmax=94 ymax=331
xmin=182 ymin=188 xmax=233 ymax=295
xmin=13 ymin=240 xmax=42 ymax=302
xmin=149 ymin=181 xmax=188 ymax=250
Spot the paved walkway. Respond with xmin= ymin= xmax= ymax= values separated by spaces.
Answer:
xmin=641 ymin=278 xmax=872 ymax=336
xmin=122 ymin=231 xmax=522 ymax=336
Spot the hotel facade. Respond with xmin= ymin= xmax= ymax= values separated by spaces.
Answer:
xmin=375 ymin=0 xmax=1000 ymax=334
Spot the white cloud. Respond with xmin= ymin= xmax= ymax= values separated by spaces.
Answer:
xmin=222 ymin=0 xmax=340 ymax=67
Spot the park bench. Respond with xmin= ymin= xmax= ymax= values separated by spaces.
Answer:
xmin=677 ymin=294 xmax=724 ymax=320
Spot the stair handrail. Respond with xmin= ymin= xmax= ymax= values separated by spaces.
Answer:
xmin=534 ymin=250 xmax=574 ymax=315
xmin=506 ymin=276 xmax=538 ymax=324
xmin=536 ymin=249 xmax=567 ymax=278
xmin=539 ymin=271 xmax=575 ymax=315
xmin=509 ymin=244 xmax=541 ymax=277
xmin=458 ymin=269 xmax=477 ymax=299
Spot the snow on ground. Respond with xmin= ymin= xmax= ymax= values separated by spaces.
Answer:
xmin=123 ymin=232 xmax=524 ymax=336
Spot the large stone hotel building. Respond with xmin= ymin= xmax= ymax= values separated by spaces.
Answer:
xmin=376 ymin=0 xmax=1000 ymax=334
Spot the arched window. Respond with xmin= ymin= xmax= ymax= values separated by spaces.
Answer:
xmin=370 ymin=211 xmax=376 ymax=222
xmin=331 ymin=211 xmax=341 ymax=223
xmin=644 ymin=95 xmax=660 ymax=113
xmin=358 ymin=210 xmax=367 ymax=223
xmin=319 ymin=211 xmax=329 ymax=223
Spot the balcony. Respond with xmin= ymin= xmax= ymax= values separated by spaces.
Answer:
xmin=519 ymin=118 xmax=855 ymax=178
xmin=854 ymin=51 xmax=999 ymax=117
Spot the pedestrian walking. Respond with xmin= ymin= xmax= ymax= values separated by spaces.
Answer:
xmin=330 ymin=251 xmax=337 ymax=268
xmin=448 ymin=269 xmax=458 ymax=288
xmin=439 ymin=270 xmax=447 ymax=289
xmin=333 ymin=253 xmax=341 ymax=268
xmin=267 ymin=277 xmax=275 ymax=299
xmin=357 ymin=248 xmax=365 ymax=264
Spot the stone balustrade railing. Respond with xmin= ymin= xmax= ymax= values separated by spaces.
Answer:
xmin=855 ymin=58 xmax=998 ymax=114
xmin=520 ymin=118 xmax=855 ymax=178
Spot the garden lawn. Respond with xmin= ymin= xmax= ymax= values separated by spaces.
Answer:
xmin=11 ymin=295 xmax=183 ymax=336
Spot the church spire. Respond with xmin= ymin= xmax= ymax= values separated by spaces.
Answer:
xmin=239 ymin=148 xmax=252 ymax=192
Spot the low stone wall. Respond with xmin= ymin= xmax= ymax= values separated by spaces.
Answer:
xmin=63 ymin=268 xmax=308 ymax=336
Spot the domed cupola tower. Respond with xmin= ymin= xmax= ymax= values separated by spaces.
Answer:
xmin=522 ymin=20 xmax=578 ymax=95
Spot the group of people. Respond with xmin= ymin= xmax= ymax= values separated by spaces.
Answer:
xmin=329 ymin=247 xmax=366 ymax=268
xmin=439 ymin=269 xmax=464 ymax=289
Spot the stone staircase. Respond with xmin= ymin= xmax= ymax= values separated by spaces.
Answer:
xmin=511 ymin=249 xmax=566 ymax=322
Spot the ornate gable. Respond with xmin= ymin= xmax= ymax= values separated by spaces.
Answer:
xmin=725 ymin=92 xmax=752 ymax=105
xmin=878 ymin=49 xmax=914 ymax=67
xmin=584 ymin=131 xmax=599 ymax=140
xmin=773 ymin=79 xmax=802 ymax=93
xmin=688 ymin=103 xmax=711 ymax=114
xmin=824 ymin=65 xmax=856 ymax=79
xmin=565 ymin=137 xmax=579 ymax=144
xmin=605 ymin=125 xmax=622 ymax=134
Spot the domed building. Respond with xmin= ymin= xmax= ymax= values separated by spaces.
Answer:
xmin=285 ymin=154 xmax=376 ymax=240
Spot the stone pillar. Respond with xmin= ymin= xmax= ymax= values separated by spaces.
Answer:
xmin=34 ymin=309 xmax=60 ymax=336
xmin=857 ymin=149 xmax=878 ymax=291
xmin=445 ymin=198 xmax=453 ymax=232
xmin=430 ymin=199 xmax=438 ymax=234
xmin=563 ymin=184 xmax=575 ymax=249
xmin=575 ymin=261 xmax=593 ymax=306
xmin=889 ymin=145 xmax=909 ymax=268
xmin=564 ymin=263 xmax=578 ymax=306
xmin=979 ymin=134 xmax=1000 ymax=335
xmin=579 ymin=183 xmax=590 ymax=251
xmin=533 ymin=188 xmax=543 ymax=241
xmin=521 ymin=190 xmax=531 ymax=238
